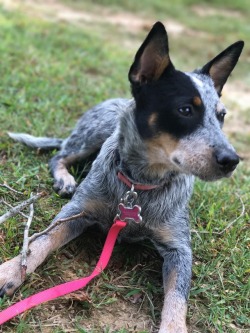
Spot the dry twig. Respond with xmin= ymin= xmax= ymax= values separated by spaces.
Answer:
xmin=0 ymin=199 xmax=29 ymax=219
xmin=21 ymin=195 xmax=34 ymax=281
xmin=0 ymin=182 xmax=24 ymax=195
xmin=28 ymin=211 xmax=86 ymax=244
xmin=0 ymin=192 xmax=46 ymax=224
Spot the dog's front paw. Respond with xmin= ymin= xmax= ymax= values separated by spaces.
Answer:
xmin=0 ymin=256 xmax=23 ymax=297
xmin=53 ymin=175 xmax=77 ymax=198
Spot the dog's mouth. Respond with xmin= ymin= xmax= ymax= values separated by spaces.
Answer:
xmin=196 ymin=169 xmax=235 ymax=182
xmin=170 ymin=155 xmax=238 ymax=181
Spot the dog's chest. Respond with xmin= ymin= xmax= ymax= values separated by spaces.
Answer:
xmin=98 ymin=189 xmax=181 ymax=242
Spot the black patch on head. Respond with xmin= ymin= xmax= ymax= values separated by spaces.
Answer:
xmin=133 ymin=70 xmax=205 ymax=139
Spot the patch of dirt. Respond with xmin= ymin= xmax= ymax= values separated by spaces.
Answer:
xmin=1 ymin=0 xmax=185 ymax=36
xmin=27 ymin=298 xmax=156 ymax=333
xmin=89 ymin=301 xmax=156 ymax=332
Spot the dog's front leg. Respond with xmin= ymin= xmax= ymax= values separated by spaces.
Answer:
xmin=0 ymin=202 xmax=88 ymax=297
xmin=155 ymin=241 xmax=192 ymax=333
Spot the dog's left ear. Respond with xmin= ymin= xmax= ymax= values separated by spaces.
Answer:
xmin=201 ymin=41 xmax=244 ymax=94
xmin=129 ymin=21 xmax=174 ymax=84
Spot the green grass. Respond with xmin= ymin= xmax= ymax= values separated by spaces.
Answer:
xmin=63 ymin=0 xmax=250 ymax=79
xmin=0 ymin=1 xmax=249 ymax=333
xmin=65 ymin=0 xmax=250 ymax=39
xmin=189 ymin=169 xmax=250 ymax=332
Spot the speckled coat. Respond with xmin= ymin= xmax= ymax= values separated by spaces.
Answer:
xmin=3 ymin=22 xmax=244 ymax=333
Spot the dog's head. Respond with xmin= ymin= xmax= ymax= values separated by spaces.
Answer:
xmin=129 ymin=22 xmax=244 ymax=181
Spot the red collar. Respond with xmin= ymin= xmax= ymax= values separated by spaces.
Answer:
xmin=117 ymin=171 xmax=160 ymax=191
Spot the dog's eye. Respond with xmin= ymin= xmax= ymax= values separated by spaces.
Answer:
xmin=178 ymin=106 xmax=193 ymax=117
xmin=217 ymin=112 xmax=226 ymax=122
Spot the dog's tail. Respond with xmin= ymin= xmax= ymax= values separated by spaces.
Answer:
xmin=8 ymin=132 xmax=63 ymax=150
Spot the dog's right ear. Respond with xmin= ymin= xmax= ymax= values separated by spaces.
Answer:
xmin=128 ymin=22 xmax=174 ymax=85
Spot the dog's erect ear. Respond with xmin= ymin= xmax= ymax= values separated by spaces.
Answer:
xmin=201 ymin=41 xmax=244 ymax=94
xmin=128 ymin=22 xmax=173 ymax=84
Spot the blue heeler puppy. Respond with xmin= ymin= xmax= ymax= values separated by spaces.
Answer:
xmin=3 ymin=22 xmax=244 ymax=332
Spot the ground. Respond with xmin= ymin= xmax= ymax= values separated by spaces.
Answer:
xmin=0 ymin=1 xmax=249 ymax=332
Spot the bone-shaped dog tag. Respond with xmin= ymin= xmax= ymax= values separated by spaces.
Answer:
xmin=118 ymin=203 xmax=142 ymax=223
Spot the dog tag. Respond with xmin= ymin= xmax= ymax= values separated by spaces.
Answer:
xmin=117 ymin=203 xmax=142 ymax=223
xmin=115 ymin=185 xmax=142 ymax=223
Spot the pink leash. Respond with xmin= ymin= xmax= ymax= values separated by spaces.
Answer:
xmin=0 ymin=220 xmax=127 ymax=325
xmin=0 ymin=171 xmax=156 ymax=325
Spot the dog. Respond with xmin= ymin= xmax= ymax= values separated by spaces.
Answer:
xmin=2 ymin=22 xmax=244 ymax=332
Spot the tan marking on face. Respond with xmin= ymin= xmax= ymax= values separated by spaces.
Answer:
xmin=193 ymin=96 xmax=202 ymax=106
xmin=146 ymin=133 xmax=179 ymax=177
xmin=148 ymin=112 xmax=158 ymax=127
xmin=147 ymin=133 xmax=179 ymax=158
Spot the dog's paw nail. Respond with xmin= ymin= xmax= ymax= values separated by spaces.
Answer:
xmin=66 ymin=185 xmax=76 ymax=193
xmin=53 ymin=179 xmax=64 ymax=192
xmin=53 ymin=177 xmax=77 ymax=198
xmin=0 ymin=282 xmax=16 ymax=298
xmin=58 ymin=185 xmax=76 ymax=198
xmin=0 ymin=288 xmax=5 ymax=298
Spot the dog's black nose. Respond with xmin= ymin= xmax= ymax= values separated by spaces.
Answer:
xmin=215 ymin=150 xmax=240 ymax=172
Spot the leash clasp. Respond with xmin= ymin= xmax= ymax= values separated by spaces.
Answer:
xmin=115 ymin=184 xmax=142 ymax=223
